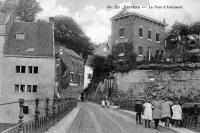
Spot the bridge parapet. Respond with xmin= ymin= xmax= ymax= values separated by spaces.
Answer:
xmin=1 ymin=97 xmax=77 ymax=133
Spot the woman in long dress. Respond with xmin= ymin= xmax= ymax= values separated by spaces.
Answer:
xmin=152 ymin=97 xmax=162 ymax=129
xmin=143 ymin=99 xmax=153 ymax=128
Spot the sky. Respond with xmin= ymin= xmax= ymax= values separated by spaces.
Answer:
xmin=36 ymin=0 xmax=200 ymax=44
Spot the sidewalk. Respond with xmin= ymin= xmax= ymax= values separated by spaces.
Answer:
xmin=120 ymin=109 xmax=196 ymax=133
xmin=44 ymin=107 xmax=80 ymax=133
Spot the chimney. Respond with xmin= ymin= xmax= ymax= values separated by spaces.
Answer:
xmin=49 ymin=17 xmax=54 ymax=23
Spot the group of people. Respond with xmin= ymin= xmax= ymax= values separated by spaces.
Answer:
xmin=101 ymin=96 xmax=111 ymax=107
xmin=135 ymin=97 xmax=182 ymax=129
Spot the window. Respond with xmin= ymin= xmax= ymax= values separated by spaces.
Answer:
xmin=75 ymin=64 xmax=78 ymax=72
xmin=15 ymin=84 xmax=38 ymax=93
xmin=155 ymin=50 xmax=160 ymax=58
xmin=79 ymin=75 xmax=82 ymax=85
xmin=16 ymin=66 xmax=20 ymax=73
xmin=20 ymin=85 xmax=25 ymax=92
xmin=79 ymin=65 xmax=81 ymax=72
xmin=138 ymin=46 xmax=143 ymax=55
xmin=139 ymin=27 xmax=143 ymax=37
xmin=70 ymin=73 xmax=75 ymax=82
xmin=32 ymin=85 xmax=37 ymax=92
xmin=88 ymin=74 xmax=92 ymax=79
xmin=16 ymin=66 xmax=26 ymax=73
xmin=15 ymin=84 xmax=19 ymax=92
xmin=28 ymin=66 xmax=32 ymax=73
xmin=119 ymin=28 xmax=125 ymax=37
xmin=16 ymin=33 xmax=25 ymax=40
xmin=21 ymin=66 xmax=26 ymax=73
xmin=148 ymin=30 xmax=152 ymax=40
xmin=23 ymin=106 xmax=29 ymax=114
xmin=27 ymin=85 xmax=32 ymax=92
xmin=76 ymin=74 xmax=79 ymax=83
xmin=156 ymin=33 xmax=160 ymax=41
xmin=77 ymin=75 xmax=80 ymax=84
xmin=33 ymin=66 xmax=38 ymax=74
xmin=72 ymin=62 xmax=75 ymax=71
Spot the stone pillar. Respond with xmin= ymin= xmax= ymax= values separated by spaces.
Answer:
xmin=18 ymin=99 xmax=24 ymax=133
xmin=34 ymin=98 xmax=40 ymax=128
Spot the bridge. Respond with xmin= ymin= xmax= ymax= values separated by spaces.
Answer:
xmin=0 ymin=100 xmax=196 ymax=133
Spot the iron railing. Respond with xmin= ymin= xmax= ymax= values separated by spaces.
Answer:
xmin=1 ymin=98 xmax=77 ymax=133
xmin=182 ymin=114 xmax=200 ymax=132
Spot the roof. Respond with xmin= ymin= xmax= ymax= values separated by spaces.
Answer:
xmin=4 ymin=21 xmax=54 ymax=57
xmin=111 ymin=10 xmax=167 ymax=26
xmin=56 ymin=45 xmax=83 ymax=60
xmin=111 ymin=9 xmax=133 ymax=20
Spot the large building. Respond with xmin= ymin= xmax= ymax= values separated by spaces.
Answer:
xmin=0 ymin=13 xmax=84 ymax=123
xmin=111 ymin=10 xmax=167 ymax=61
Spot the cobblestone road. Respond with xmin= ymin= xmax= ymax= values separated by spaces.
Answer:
xmin=67 ymin=102 xmax=175 ymax=133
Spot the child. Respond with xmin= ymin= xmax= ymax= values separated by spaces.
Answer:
xmin=135 ymin=100 xmax=143 ymax=125
xmin=102 ymin=99 xmax=106 ymax=107
xmin=171 ymin=100 xmax=182 ymax=127
xmin=143 ymin=99 xmax=153 ymax=128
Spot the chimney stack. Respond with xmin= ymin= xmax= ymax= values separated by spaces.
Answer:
xmin=49 ymin=17 xmax=54 ymax=22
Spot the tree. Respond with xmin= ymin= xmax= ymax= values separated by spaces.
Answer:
xmin=0 ymin=0 xmax=15 ymax=13
xmin=1 ymin=0 xmax=42 ymax=22
xmin=15 ymin=0 xmax=42 ymax=22
xmin=126 ymin=52 xmax=137 ymax=69
xmin=54 ymin=16 xmax=94 ymax=61
xmin=166 ymin=22 xmax=192 ymax=61
xmin=88 ymin=55 xmax=106 ymax=80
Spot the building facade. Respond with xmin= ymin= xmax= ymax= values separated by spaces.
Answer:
xmin=0 ymin=13 xmax=84 ymax=123
xmin=0 ymin=14 xmax=56 ymax=123
xmin=56 ymin=45 xmax=84 ymax=98
xmin=111 ymin=10 xmax=167 ymax=61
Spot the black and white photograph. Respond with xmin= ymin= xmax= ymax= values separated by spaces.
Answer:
xmin=0 ymin=0 xmax=200 ymax=132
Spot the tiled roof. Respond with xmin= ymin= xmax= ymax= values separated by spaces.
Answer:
xmin=111 ymin=10 xmax=167 ymax=26
xmin=111 ymin=10 xmax=133 ymax=20
xmin=56 ymin=45 xmax=83 ymax=60
xmin=4 ymin=22 xmax=54 ymax=57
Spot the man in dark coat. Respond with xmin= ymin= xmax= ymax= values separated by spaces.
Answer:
xmin=135 ymin=100 xmax=143 ymax=125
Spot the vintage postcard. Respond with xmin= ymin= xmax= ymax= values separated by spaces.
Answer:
xmin=0 ymin=0 xmax=200 ymax=132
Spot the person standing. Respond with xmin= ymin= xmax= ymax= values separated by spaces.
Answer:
xmin=135 ymin=100 xmax=143 ymax=125
xmin=161 ymin=97 xmax=173 ymax=127
xmin=152 ymin=96 xmax=162 ymax=129
xmin=143 ymin=99 xmax=153 ymax=128
xmin=171 ymin=100 xmax=182 ymax=127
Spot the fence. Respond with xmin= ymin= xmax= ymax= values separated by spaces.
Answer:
xmin=182 ymin=114 xmax=200 ymax=132
xmin=1 ymin=97 xmax=77 ymax=133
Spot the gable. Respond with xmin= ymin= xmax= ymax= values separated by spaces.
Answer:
xmin=3 ymin=22 xmax=54 ymax=57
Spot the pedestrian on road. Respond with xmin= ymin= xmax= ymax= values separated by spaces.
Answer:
xmin=102 ymin=96 xmax=106 ymax=107
xmin=161 ymin=97 xmax=173 ymax=127
xmin=171 ymin=100 xmax=182 ymax=127
xmin=152 ymin=96 xmax=162 ymax=129
xmin=135 ymin=100 xmax=143 ymax=125
xmin=143 ymin=99 xmax=153 ymax=128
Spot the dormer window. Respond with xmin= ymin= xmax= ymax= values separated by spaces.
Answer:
xmin=16 ymin=33 xmax=25 ymax=40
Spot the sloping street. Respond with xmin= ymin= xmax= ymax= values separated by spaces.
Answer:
xmin=66 ymin=102 xmax=175 ymax=133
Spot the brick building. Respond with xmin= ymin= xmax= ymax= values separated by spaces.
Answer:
xmin=55 ymin=45 xmax=84 ymax=98
xmin=111 ymin=10 xmax=167 ymax=62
